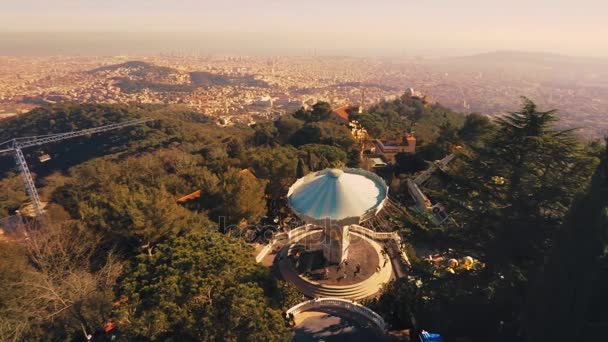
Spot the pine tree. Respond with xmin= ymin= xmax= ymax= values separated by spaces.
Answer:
xmin=492 ymin=97 xmax=574 ymax=197
xmin=477 ymin=98 xmax=597 ymax=266
xmin=296 ymin=158 xmax=307 ymax=178
xmin=525 ymin=138 xmax=608 ymax=341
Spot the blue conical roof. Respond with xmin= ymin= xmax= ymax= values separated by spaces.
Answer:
xmin=287 ymin=168 xmax=388 ymax=225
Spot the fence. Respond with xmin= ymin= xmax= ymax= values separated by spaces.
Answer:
xmin=254 ymin=243 xmax=273 ymax=263
xmin=350 ymin=224 xmax=398 ymax=241
xmin=286 ymin=297 xmax=387 ymax=332
xmin=254 ymin=224 xmax=410 ymax=266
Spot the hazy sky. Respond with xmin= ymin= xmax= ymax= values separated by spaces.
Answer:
xmin=1 ymin=0 xmax=607 ymax=56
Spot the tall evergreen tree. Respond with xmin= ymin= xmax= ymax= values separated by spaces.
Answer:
xmin=306 ymin=150 xmax=315 ymax=171
xmin=474 ymin=98 xmax=597 ymax=267
xmin=492 ymin=97 xmax=573 ymax=196
xmin=296 ymin=158 xmax=306 ymax=178
xmin=525 ymin=138 xmax=608 ymax=341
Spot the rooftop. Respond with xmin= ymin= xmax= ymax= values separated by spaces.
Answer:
xmin=287 ymin=168 xmax=388 ymax=225
xmin=332 ymin=105 xmax=350 ymax=121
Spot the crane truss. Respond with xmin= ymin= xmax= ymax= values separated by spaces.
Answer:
xmin=0 ymin=117 xmax=152 ymax=217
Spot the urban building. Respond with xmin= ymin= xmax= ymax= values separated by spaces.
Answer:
xmin=373 ymin=134 xmax=417 ymax=164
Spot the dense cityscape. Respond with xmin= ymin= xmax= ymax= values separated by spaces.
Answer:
xmin=2 ymin=52 xmax=607 ymax=137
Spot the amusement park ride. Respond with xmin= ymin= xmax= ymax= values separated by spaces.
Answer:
xmin=0 ymin=118 xmax=152 ymax=217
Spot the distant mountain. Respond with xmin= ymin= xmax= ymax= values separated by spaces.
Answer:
xmin=88 ymin=61 xmax=181 ymax=81
xmin=451 ymin=51 xmax=608 ymax=68
xmin=87 ymin=62 xmax=268 ymax=93
xmin=0 ymin=102 xmax=215 ymax=177
xmin=88 ymin=61 xmax=151 ymax=73
xmin=88 ymin=61 xmax=191 ymax=93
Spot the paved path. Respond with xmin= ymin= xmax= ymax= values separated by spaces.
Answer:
xmin=292 ymin=309 xmax=388 ymax=342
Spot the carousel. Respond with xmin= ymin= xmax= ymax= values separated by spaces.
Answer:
xmin=287 ymin=168 xmax=388 ymax=264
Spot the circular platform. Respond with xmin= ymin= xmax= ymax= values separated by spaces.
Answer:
xmin=290 ymin=232 xmax=380 ymax=285
xmin=277 ymin=230 xmax=393 ymax=300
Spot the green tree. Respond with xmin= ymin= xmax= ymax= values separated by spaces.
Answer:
xmin=296 ymin=158 xmax=307 ymax=178
xmin=397 ymin=98 xmax=600 ymax=340
xmin=116 ymin=232 xmax=290 ymax=341
xmin=394 ymin=152 xmax=427 ymax=174
xmin=80 ymin=182 xmax=202 ymax=255
xmin=352 ymin=113 xmax=385 ymax=137
xmin=525 ymin=138 xmax=608 ymax=342
xmin=492 ymin=97 xmax=567 ymax=193
xmin=310 ymin=101 xmax=333 ymax=122
xmin=358 ymin=94 xmax=462 ymax=143
xmin=227 ymin=137 xmax=245 ymax=159
xmin=289 ymin=124 xmax=321 ymax=147
xmin=298 ymin=144 xmax=348 ymax=170
xmin=202 ymin=168 xmax=268 ymax=225
xmin=293 ymin=101 xmax=332 ymax=122
xmin=245 ymin=145 xmax=298 ymax=199
xmin=474 ymin=98 xmax=597 ymax=266
xmin=252 ymin=121 xmax=278 ymax=146
xmin=458 ymin=113 xmax=495 ymax=147
xmin=0 ymin=173 xmax=27 ymax=216
xmin=275 ymin=114 xmax=304 ymax=144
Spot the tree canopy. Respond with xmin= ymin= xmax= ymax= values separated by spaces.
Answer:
xmin=115 ymin=232 xmax=289 ymax=341
xmin=293 ymin=101 xmax=333 ymax=122
xmin=374 ymin=98 xmax=600 ymax=341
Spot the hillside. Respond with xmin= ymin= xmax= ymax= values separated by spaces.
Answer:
xmin=86 ymin=61 xmax=269 ymax=94
xmin=0 ymin=103 xmax=221 ymax=179
xmin=0 ymin=101 xmax=354 ymax=216
xmin=189 ymin=71 xmax=269 ymax=88
xmin=88 ymin=61 xmax=178 ymax=79
xmin=0 ymin=96 xmax=601 ymax=341
xmin=452 ymin=51 xmax=608 ymax=68
xmin=0 ymin=102 xmax=303 ymax=340
xmin=87 ymin=61 xmax=195 ymax=93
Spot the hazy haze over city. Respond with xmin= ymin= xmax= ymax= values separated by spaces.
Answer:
xmin=1 ymin=0 xmax=607 ymax=138
xmin=1 ymin=0 xmax=607 ymax=56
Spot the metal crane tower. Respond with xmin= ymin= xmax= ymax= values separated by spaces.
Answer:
xmin=0 ymin=117 xmax=152 ymax=217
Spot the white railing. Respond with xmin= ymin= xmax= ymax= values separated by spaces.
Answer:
xmin=255 ymin=243 xmax=273 ymax=263
xmin=254 ymin=224 xmax=410 ymax=266
xmin=284 ymin=224 xmax=397 ymax=243
xmin=350 ymin=224 xmax=398 ymax=241
xmin=287 ymin=224 xmax=320 ymax=240
xmin=350 ymin=225 xmax=410 ymax=266
xmin=254 ymin=225 xmax=320 ymax=263
xmin=287 ymin=297 xmax=387 ymax=332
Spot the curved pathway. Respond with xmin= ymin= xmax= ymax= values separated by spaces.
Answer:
xmin=287 ymin=297 xmax=388 ymax=341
